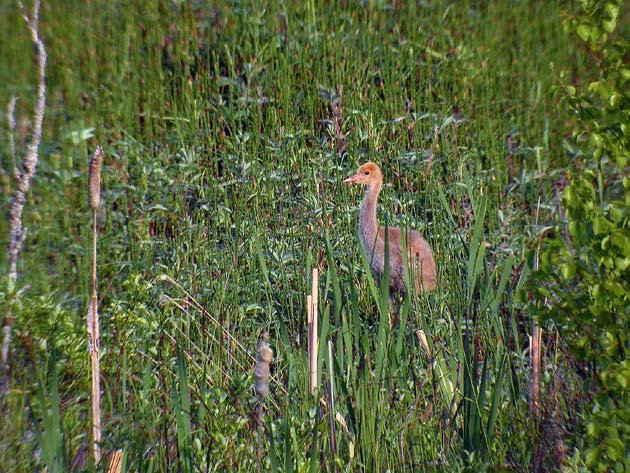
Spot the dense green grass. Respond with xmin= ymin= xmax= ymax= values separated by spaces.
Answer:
xmin=0 ymin=0 xmax=589 ymax=471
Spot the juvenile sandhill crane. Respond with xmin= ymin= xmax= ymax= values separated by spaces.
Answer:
xmin=344 ymin=162 xmax=436 ymax=298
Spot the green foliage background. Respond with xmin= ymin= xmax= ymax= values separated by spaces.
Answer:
xmin=0 ymin=0 xmax=626 ymax=471
xmin=527 ymin=1 xmax=628 ymax=471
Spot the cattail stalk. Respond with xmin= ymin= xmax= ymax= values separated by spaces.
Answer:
xmin=254 ymin=332 xmax=273 ymax=399
xmin=254 ymin=332 xmax=273 ymax=471
xmin=307 ymin=295 xmax=313 ymax=391
xmin=88 ymin=146 xmax=103 ymax=466
xmin=530 ymin=196 xmax=544 ymax=472
xmin=308 ymin=268 xmax=319 ymax=395
xmin=530 ymin=196 xmax=543 ymax=420
xmin=529 ymin=326 xmax=542 ymax=418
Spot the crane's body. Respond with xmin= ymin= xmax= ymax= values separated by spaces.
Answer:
xmin=345 ymin=162 xmax=436 ymax=297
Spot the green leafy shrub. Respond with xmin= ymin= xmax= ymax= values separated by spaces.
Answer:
xmin=528 ymin=1 xmax=628 ymax=470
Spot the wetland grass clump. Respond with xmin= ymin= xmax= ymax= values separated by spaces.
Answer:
xmin=307 ymin=268 xmax=319 ymax=396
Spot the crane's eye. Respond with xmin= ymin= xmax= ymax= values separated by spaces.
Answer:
xmin=364 ymin=171 xmax=370 ymax=175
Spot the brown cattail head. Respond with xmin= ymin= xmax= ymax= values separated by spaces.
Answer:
xmin=254 ymin=332 xmax=273 ymax=399
xmin=88 ymin=146 xmax=103 ymax=211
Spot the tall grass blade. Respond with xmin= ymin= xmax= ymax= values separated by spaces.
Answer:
xmin=375 ymin=220 xmax=390 ymax=383
xmin=466 ymin=193 xmax=487 ymax=306
xmin=34 ymin=345 xmax=67 ymax=472
xmin=253 ymin=233 xmax=271 ymax=290
xmin=317 ymin=306 xmax=331 ymax=393
xmin=473 ymin=356 xmax=489 ymax=452
xmin=282 ymin=415 xmax=293 ymax=473
xmin=308 ymin=408 xmax=319 ymax=473
xmin=485 ymin=354 xmax=506 ymax=452
xmin=333 ymin=355 xmax=357 ymax=437
xmin=174 ymin=348 xmax=193 ymax=473
xmin=358 ymin=243 xmax=380 ymax=308
xmin=394 ymin=298 xmax=411 ymax=361
xmin=324 ymin=235 xmax=342 ymax=326
xmin=278 ymin=319 xmax=297 ymax=392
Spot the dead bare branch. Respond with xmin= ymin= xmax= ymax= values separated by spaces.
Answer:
xmin=2 ymin=0 xmax=47 ymax=398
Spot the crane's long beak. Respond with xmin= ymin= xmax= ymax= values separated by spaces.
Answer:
xmin=343 ymin=173 xmax=362 ymax=184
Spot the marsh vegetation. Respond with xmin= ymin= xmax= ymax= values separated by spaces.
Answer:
xmin=0 ymin=0 xmax=627 ymax=471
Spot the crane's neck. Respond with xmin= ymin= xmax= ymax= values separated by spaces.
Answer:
xmin=359 ymin=182 xmax=381 ymax=254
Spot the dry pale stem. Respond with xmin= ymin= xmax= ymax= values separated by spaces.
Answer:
xmin=308 ymin=268 xmax=319 ymax=395
xmin=530 ymin=196 xmax=544 ymax=472
xmin=307 ymin=294 xmax=313 ymax=393
xmin=106 ymin=450 xmax=123 ymax=473
xmin=88 ymin=145 xmax=103 ymax=466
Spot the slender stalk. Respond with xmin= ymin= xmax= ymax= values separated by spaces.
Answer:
xmin=529 ymin=325 xmax=541 ymax=418
xmin=530 ymin=323 xmax=542 ymax=472
xmin=530 ymin=196 xmax=543 ymax=417
xmin=426 ymin=125 xmax=439 ymax=176
xmin=309 ymin=269 xmax=319 ymax=395
xmin=330 ymin=90 xmax=346 ymax=158
xmin=307 ymin=294 xmax=312 ymax=393
xmin=90 ymin=209 xmax=101 ymax=465
xmin=530 ymin=196 xmax=544 ymax=472
xmin=88 ymin=146 xmax=103 ymax=466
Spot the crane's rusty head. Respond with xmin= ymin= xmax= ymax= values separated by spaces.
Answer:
xmin=343 ymin=162 xmax=383 ymax=187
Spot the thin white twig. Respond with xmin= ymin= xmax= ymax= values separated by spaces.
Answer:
xmin=8 ymin=0 xmax=47 ymax=282
xmin=7 ymin=96 xmax=18 ymax=179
